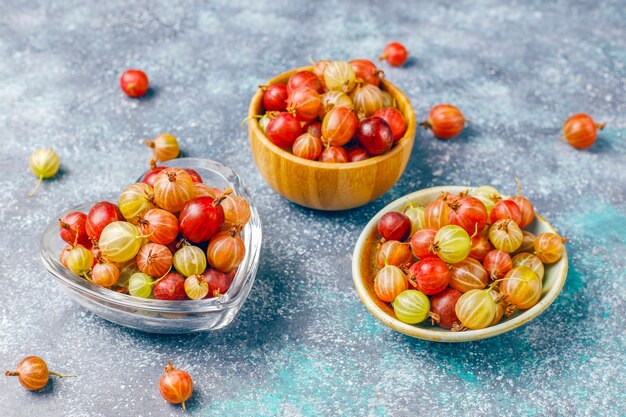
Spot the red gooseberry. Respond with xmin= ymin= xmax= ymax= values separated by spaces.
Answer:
xmin=120 ymin=69 xmax=149 ymax=98
xmin=305 ymin=121 xmax=322 ymax=138
xmin=483 ymin=249 xmax=512 ymax=279
xmin=5 ymin=356 xmax=73 ymax=391
xmin=376 ymin=240 xmax=413 ymax=268
xmin=59 ymin=212 xmax=92 ymax=247
xmin=153 ymin=272 xmax=186 ymax=300
xmin=141 ymin=162 xmax=166 ymax=187
xmin=430 ymin=288 xmax=462 ymax=329
xmin=292 ymin=133 xmax=323 ymax=161
xmin=265 ymin=112 xmax=302 ymax=148
xmin=356 ymin=116 xmax=393 ymax=155
xmin=159 ymin=361 xmax=193 ymax=411
xmin=286 ymin=87 xmax=321 ymax=122
xmin=321 ymin=106 xmax=358 ymax=147
xmin=179 ymin=194 xmax=227 ymax=243
xmin=373 ymin=107 xmax=406 ymax=142
xmin=287 ymin=70 xmax=324 ymax=94
xmin=377 ymin=211 xmax=411 ymax=241
xmin=380 ymin=42 xmax=409 ymax=67
xmin=319 ymin=146 xmax=348 ymax=163
xmin=562 ymin=113 xmax=605 ymax=149
xmin=202 ymin=268 xmax=234 ymax=297
xmin=349 ymin=59 xmax=384 ymax=86
xmin=138 ymin=208 xmax=179 ymax=245
xmin=136 ymin=243 xmax=173 ymax=278
xmin=422 ymin=104 xmax=465 ymax=139
xmin=207 ymin=228 xmax=246 ymax=273
xmin=447 ymin=196 xmax=488 ymax=235
xmin=410 ymin=228 xmax=438 ymax=259
xmin=184 ymin=168 xmax=203 ymax=184
xmin=86 ymin=202 xmax=123 ymax=240
xmin=469 ymin=234 xmax=492 ymax=261
xmin=346 ymin=146 xmax=369 ymax=162
xmin=424 ymin=196 xmax=450 ymax=229
xmin=490 ymin=200 xmax=522 ymax=225
xmin=407 ymin=258 xmax=450 ymax=295
xmin=260 ymin=84 xmax=288 ymax=112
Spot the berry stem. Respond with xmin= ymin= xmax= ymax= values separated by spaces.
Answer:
xmin=5 ymin=371 xmax=19 ymax=377
xmin=595 ymin=122 xmax=606 ymax=130
xmin=28 ymin=176 xmax=43 ymax=197
xmin=419 ymin=121 xmax=432 ymax=129
xmin=49 ymin=372 xmax=75 ymax=378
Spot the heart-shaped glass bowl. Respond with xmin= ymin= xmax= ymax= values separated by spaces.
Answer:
xmin=40 ymin=158 xmax=262 ymax=334
xmin=352 ymin=186 xmax=568 ymax=342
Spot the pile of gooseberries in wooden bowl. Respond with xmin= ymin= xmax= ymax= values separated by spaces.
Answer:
xmin=352 ymin=184 xmax=568 ymax=342
xmin=248 ymin=59 xmax=416 ymax=211
xmin=40 ymin=158 xmax=262 ymax=334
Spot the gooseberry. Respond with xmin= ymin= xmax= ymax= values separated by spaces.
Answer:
xmin=470 ymin=185 xmax=502 ymax=215
xmin=260 ymin=84 xmax=288 ymax=112
xmin=483 ymin=249 xmax=512 ymax=279
xmin=207 ymin=228 xmax=246 ymax=273
xmin=373 ymin=107 xmax=406 ymax=142
xmin=410 ymin=228 xmax=438 ymax=259
xmin=377 ymin=211 xmax=411 ymax=241
xmin=374 ymin=265 xmax=408 ymax=302
xmin=5 ymin=356 xmax=73 ymax=391
xmin=489 ymin=290 xmax=508 ymax=326
xmin=490 ymin=200 xmax=522 ymax=225
xmin=489 ymin=219 xmax=523 ymax=253
xmin=136 ymin=243 xmax=173 ymax=278
xmin=66 ymin=245 xmax=94 ymax=277
xmin=376 ymin=240 xmax=413 ymax=268
xmin=562 ymin=113 xmax=605 ymax=149
xmin=393 ymin=290 xmax=434 ymax=324
xmin=99 ymin=221 xmax=145 ymax=263
xmin=120 ymin=69 xmax=149 ymax=98
xmin=286 ymin=87 xmax=321 ymax=122
xmin=154 ymin=272 xmax=187 ymax=300
xmin=59 ymin=212 xmax=91 ymax=247
xmin=59 ymin=245 xmax=72 ymax=267
xmin=173 ymin=243 xmax=207 ymax=277
xmin=447 ymin=196 xmax=488 ymax=235
xmin=324 ymin=61 xmax=357 ymax=93
xmin=380 ymin=42 xmax=408 ymax=67
xmin=128 ymin=272 xmax=155 ymax=298
xmin=184 ymin=274 xmax=209 ymax=300
xmin=346 ymin=146 xmax=369 ymax=162
xmin=509 ymin=196 xmax=534 ymax=228
xmin=469 ymin=234 xmax=492 ymax=261
xmin=514 ymin=230 xmax=536 ymax=254
xmin=153 ymin=168 xmax=195 ymax=212
xmin=319 ymin=91 xmax=353 ymax=120
xmin=91 ymin=258 xmax=120 ymax=287
xmin=140 ymin=161 xmax=166 ymax=187
xmin=86 ymin=202 xmax=123 ymax=240
xmin=145 ymin=133 xmax=179 ymax=162
xmin=292 ymin=132 xmax=323 ymax=160
xmin=356 ymin=116 xmax=393 ymax=155
xmin=350 ymin=84 xmax=386 ymax=119
xmin=28 ymin=148 xmax=60 ymax=195
xmin=202 ymin=268 xmax=233 ymax=297
xmin=534 ymin=233 xmax=566 ymax=264
xmin=311 ymin=60 xmax=330 ymax=87
xmin=449 ymin=258 xmax=489 ymax=293
xmin=321 ymin=106 xmax=357 ymax=147
xmin=422 ymin=104 xmax=465 ymax=139
xmin=305 ymin=121 xmax=322 ymax=138
xmin=349 ymin=59 xmax=383 ymax=86
xmin=138 ymin=208 xmax=179 ymax=245
xmin=499 ymin=266 xmax=542 ymax=309
xmin=118 ymin=183 xmax=156 ymax=223
xmin=159 ymin=361 xmax=193 ymax=411
xmin=221 ymin=194 xmax=251 ymax=230
xmin=319 ymin=146 xmax=348 ymax=163
xmin=424 ymin=195 xmax=450 ymax=229
xmin=287 ymin=71 xmax=323 ymax=94
xmin=454 ymin=288 xmax=497 ymax=330
xmin=265 ymin=112 xmax=302 ymax=148
xmin=407 ymin=258 xmax=450 ymax=295
xmin=433 ymin=225 xmax=471 ymax=264
xmin=512 ymin=252 xmax=544 ymax=280
xmin=403 ymin=204 xmax=426 ymax=236
xmin=430 ymin=288 xmax=462 ymax=329
xmin=179 ymin=195 xmax=227 ymax=243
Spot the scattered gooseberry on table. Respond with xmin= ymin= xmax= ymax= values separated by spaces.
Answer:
xmin=380 ymin=42 xmax=409 ymax=67
xmin=28 ymin=148 xmax=60 ymax=196
xmin=5 ymin=356 xmax=73 ymax=391
xmin=159 ymin=361 xmax=193 ymax=411
xmin=120 ymin=69 xmax=149 ymax=98
xmin=145 ymin=133 xmax=180 ymax=162
xmin=562 ymin=113 xmax=605 ymax=149
xmin=421 ymin=104 xmax=465 ymax=139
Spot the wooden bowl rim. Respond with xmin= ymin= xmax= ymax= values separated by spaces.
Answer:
xmin=352 ymin=185 xmax=569 ymax=342
xmin=248 ymin=66 xmax=417 ymax=170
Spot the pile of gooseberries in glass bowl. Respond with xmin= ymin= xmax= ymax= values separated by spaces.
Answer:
xmin=56 ymin=164 xmax=251 ymax=301
xmin=359 ymin=183 xmax=567 ymax=335
xmin=256 ymin=59 xmax=408 ymax=162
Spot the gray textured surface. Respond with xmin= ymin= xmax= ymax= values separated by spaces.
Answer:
xmin=1 ymin=0 xmax=625 ymax=416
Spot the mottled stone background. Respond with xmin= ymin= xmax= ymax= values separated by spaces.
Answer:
xmin=0 ymin=0 xmax=624 ymax=416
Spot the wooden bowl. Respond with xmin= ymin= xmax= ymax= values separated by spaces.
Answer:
xmin=352 ymin=186 xmax=568 ymax=342
xmin=248 ymin=66 xmax=416 ymax=211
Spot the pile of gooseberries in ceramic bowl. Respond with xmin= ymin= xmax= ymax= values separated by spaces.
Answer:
xmin=56 ymin=163 xmax=251 ymax=301
xmin=257 ymin=59 xmax=408 ymax=162
xmin=354 ymin=183 xmax=568 ymax=340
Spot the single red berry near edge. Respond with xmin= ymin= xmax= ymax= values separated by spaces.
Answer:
xmin=120 ymin=69 xmax=149 ymax=98
xmin=380 ymin=42 xmax=409 ymax=67
xmin=562 ymin=113 xmax=605 ymax=149
xmin=421 ymin=104 xmax=465 ymax=139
